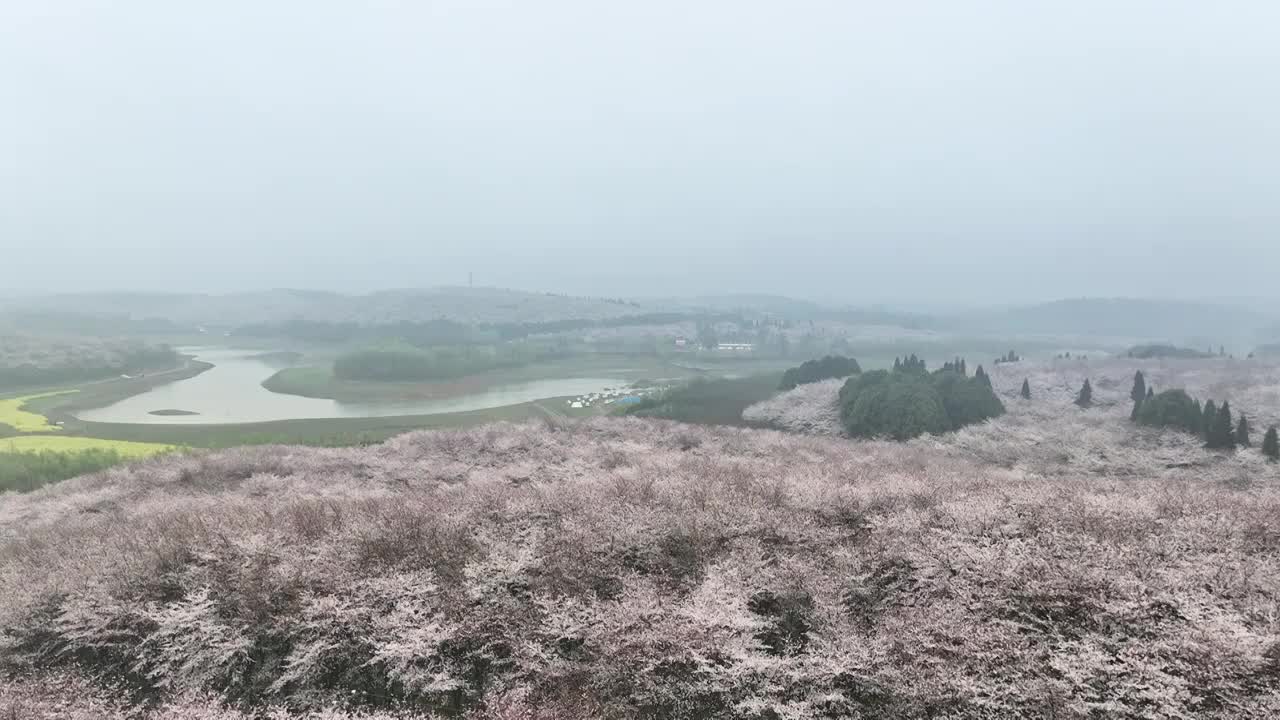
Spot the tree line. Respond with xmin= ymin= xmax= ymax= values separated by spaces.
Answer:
xmin=1127 ymin=370 xmax=1277 ymax=459
xmin=233 ymin=312 xmax=728 ymax=347
xmin=0 ymin=343 xmax=179 ymax=391
xmin=779 ymin=355 xmax=861 ymax=390
xmin=332 ymin=343 xmax=572 ymax=382
xmin=838 ymin=356 xmax=1005 ymax=441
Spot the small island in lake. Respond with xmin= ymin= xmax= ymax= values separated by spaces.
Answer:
xmin=147 ymin=409 xmax=200 ymax=416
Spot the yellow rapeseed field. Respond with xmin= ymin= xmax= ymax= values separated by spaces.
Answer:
xmin=0 ymin=390 xmax=78 ymax=432
xmin=0 ymin=435 xmax=175 ymax=458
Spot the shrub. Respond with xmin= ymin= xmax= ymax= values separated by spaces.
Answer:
xmin=3 ymin=418 xmax=1280 ymax=718
xmin=1135 ymin=390 xmax=1200 ymax=433
xmin=1074 ymin=379 xmax=1093 ymax=407
xmin=1236 ymin=415 xmax=1252 ymax=447
xmin=1263 ymin=427 xmax=1279 ymax=460
xmin=778 ymin=355 xmax=860 ymax=391
xmin=1130 ymin=371 xmax=1146 ymax=403
xmin=625 ymin=374 xmax=783 ymax=427
xmin=0 ymin=449 xmax=127 ymax=492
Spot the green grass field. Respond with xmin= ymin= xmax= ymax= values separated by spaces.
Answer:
xmin=0 ymin=435 xmax=174 ymax=457
xmin=0 ymin=436 xmax=175 ymax=493
xmin=623 ymin=373 xmax=784 ymax=427
xmin=0 ymin=390 xmax=78 ymax=432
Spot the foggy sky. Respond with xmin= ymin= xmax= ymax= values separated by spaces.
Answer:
xmin=2 ymin=1 xmax=1277 ymax=303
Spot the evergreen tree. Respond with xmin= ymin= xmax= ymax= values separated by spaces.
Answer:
xmin=1075 ymin=379 xmax=1093 ymax=407
xmin=1208 ymin=401 xmax=1236 ymax=450
xmin=1020 ymin=378 xmax=1031 ymax=400
xmin=959 ymin=358 xmax=967 ymax=376
xmin=1187 ymin=399 xmax=1203 ymax=435
xmin=1146 ymin=387 xmax=1154 ymax=400
xmin=975 ymin=365 xmax=991 ymax=388
xmin=1130 ymin=371 xmax=1146 ymax=403
xmin=1202 ymin=400 xmax=1217 ymax=441
xmin=1263 ymin=427 xmax=1279 ymax=461
xmin=1236 ymin=414 xmax=1251 ymax=447
xmin=894 ymin=357 xmax=902 ymax=372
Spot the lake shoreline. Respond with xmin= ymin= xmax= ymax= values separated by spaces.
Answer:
xmin=69 ymin=348 xmax=635 ymax=426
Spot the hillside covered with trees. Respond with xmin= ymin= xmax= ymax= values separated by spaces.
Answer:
xmin=0 ymin=336 xmax=179 ymax=390
xmin=2 ymin=418 xmax=1277 ymax=718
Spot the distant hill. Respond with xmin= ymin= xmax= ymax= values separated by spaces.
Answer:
xmin=953 ymin=298 xmax=1276 ymax=347
xmin=1124 ymin=344 xmax=1215 ymax=359
xmin=659 ymin=294 xmax=937 ymax=328
xmin=659 ymin=294 xmax=827 ymax=318
xmin=0 ymin=287 xmax=654 ymax=328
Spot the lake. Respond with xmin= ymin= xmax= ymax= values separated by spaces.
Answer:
xmin=75 ymin=348 xmax=629 ymax=425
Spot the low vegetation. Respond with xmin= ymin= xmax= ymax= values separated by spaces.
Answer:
xmin=623 ymin=374 xmax=782 ymax=427
xmin=0 ymin=390 xmax=76 ymax=432
xmin=778 ymin=354 xmax=860 ymax=390
xmin=0 ymin=436 xmax=175 ymax=492
xmin=2 ymin=415 xmax=1278 ymax=718
xmin=0 ymin=448 xmax=129 ymax=493
xmin=0 ymin=435 xmax=174 ymax=457
xmin=743 ymin=378 xmax=844 ymax=435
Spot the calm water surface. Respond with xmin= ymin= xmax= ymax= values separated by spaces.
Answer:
xmin=75 ymin=348 xmax=628 ymax=425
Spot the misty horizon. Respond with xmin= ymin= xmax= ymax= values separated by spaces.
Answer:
xmin=4 ymin=1 xmax=1278 ymax=303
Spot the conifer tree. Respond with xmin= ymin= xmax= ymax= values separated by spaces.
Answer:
xmin=1020 ymin=378 xmax=1031 ymax=400
xmin=1130 ymin=371 xmax=1146 ymax=403
xmin=1187 ymin=399 xmax=1203 ymax=435
xmin=894 ymin=357 xmax=901 ymax=372
xmin=1236 ymin=415 xmax=1251 ymax=447
xmin=1263 ymin=427 xmax=1279 ymax=460
xmin=975 ymin=365 xmax=991 ymax=388
xmin=1208 ymin=401 xmax=1236 ymax=449
xmin=959 ymin=358 xmax=967 ymax=376
xmin=1075 ymin=379 xmax=1093 ymax=407
xmin=1202 ymin=400 xmax=1217 ymax=441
